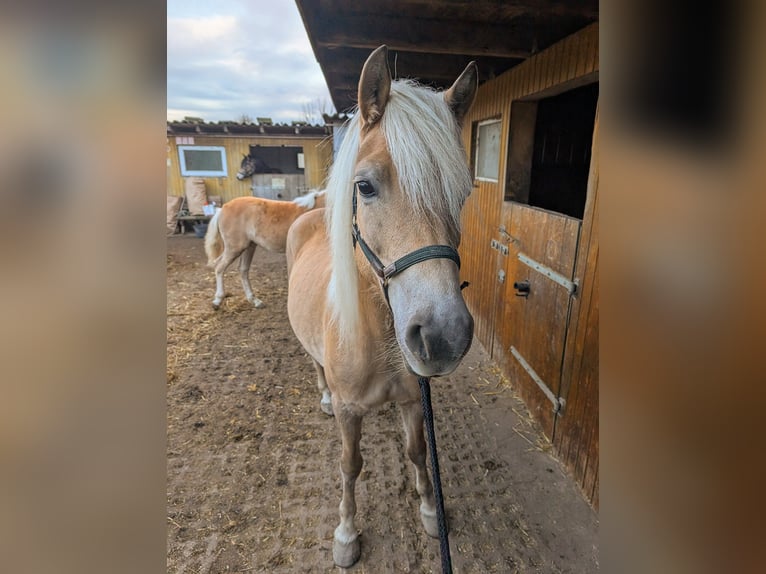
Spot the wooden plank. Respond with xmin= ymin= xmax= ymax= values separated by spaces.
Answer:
xmin=577 ymin=283 xmax=599 ymax=500
xmin=553 ymin=30 xmax=566 ymax=93
xmin=554 ymin=106 xmax=599 ymax=504
xmin=313 ymin=13 xmax=538 ymax=59
xmin=567 ymin=26 xmax=583 ymax=85
xmin=577 ymin=22 xmax=594 ymax=77
xmin=588 ymin=22 xmax=599 ymax=73
xmin=460 ymin=179 xmax=500 ymax=353
xmin=566 ymin=251 xmax=598 ymax=493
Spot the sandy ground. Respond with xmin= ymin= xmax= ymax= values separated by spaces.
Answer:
xmin=167 ymin=234 xmax=598 ymax=573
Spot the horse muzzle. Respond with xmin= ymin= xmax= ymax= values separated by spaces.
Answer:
xmin=400 ymin=302 xmax=474 ymax=377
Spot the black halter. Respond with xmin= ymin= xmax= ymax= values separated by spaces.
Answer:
xmin=351 ymin=182 xmax=463 ymax=306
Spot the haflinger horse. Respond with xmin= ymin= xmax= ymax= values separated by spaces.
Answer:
xmin=204 ymin=189 xmax=326 ymax=310
xmin=286 ymin=45 xmax=477 ymax=568
xmin=236 ymin=153 xmax=282 ymax=180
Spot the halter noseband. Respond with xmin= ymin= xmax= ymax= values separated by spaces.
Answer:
xmin=351 ymin=182 xmax=463 ymax=306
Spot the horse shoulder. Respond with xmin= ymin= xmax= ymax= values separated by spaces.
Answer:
xmin=286 ymin=208 xmax=326 ymax=264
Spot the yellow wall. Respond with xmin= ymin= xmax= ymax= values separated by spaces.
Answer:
xmin=166 ymin=133 xmax=333 ymax=203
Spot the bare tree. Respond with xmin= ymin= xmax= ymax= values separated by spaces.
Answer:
xmin=301 ymin=97 xmax=334 ymax=125
xmin=237 ymin=113 xmax=253 ymax=124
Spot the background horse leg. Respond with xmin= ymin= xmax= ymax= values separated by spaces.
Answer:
xmin=333 ymin=406 xmax=363 ymax=567
xmin=238 ymin=243 xmax=264 ymax=308
xmin=312 ymin=359 xmax=333 ymax=415
xmin=399 ymin=400 xmax=442 ymax=538
xmin=212 ymin=247 xmax=242 ymax=310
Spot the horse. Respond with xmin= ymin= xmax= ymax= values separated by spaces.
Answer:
xmin=286 ymin=45 xmax=477 ymax=568
xmin=204 ymin=189 xmax=326 ymax=310
xmin=236 ymin=153 xmax=282 ymax=180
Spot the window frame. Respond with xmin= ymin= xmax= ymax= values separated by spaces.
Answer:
xmin=178 ymin=145 xmax=228 ymax=177
xmin=473 ymin=118 xmax=502 ymax=183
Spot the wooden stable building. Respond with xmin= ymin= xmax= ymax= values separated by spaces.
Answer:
xmin=166 ymin=121 xmax=333 ymax=203
xmin=297 ymin=1 xmax=599 ymax=506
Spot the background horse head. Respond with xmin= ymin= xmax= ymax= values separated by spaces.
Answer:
xmin=236 ymin=154 xmax=283 ymax=180
xmin=286 ymin=45 xmax=477 ymax=567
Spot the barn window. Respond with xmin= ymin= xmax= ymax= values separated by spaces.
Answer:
xmin=505 ymin=82 xmax=598 ymax=219
xmin=473 ymin=118 xmax=502 ymax=182
xmin=178 ymin=146 xmax=227 ymax=177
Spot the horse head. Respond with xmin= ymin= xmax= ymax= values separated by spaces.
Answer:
xmin=329 ymin=46 xmax=478 ymax=377
xmin=236 ymin=154 xmax=257 ymax=180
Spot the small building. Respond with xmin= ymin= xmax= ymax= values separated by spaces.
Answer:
xmin=166 ymin=119 xmax=334 ymax=203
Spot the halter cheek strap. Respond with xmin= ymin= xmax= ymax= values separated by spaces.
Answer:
xmin=351 ymin=183 xmax=464 ymax=306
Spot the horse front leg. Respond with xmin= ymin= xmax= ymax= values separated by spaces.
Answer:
xmin=238 ymin=243 xmax=264 ymax=308
xmin=333 ymin=404 xmax=363 ymax=567
xmin=399 ymin=400 xmax=442 ymax=538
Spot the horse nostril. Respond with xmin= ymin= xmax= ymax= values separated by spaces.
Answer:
xmin=405 ymin=323 xmax=430 ymax=362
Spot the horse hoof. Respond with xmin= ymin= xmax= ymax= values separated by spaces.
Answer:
xmin=420 ymin=504 xmax=447 ymax=539
xmin=320 ymin=399 xmax=334 ymax=416
xmin=212 ymin=302 xmax=221 ymax=311
xmin=252 ymin=299 xmax=265 ymax=309
xmin=332 ymin=533 xmax=360 ymax=568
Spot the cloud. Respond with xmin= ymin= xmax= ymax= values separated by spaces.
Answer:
xmin=169 ymin=15 xmax=237 ymax=44
xmin=167 ymin=3 xmax=334 ymax=123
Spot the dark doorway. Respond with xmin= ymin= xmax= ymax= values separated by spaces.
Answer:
xmin=528 ymin=82 xmax=598 ymax=219
xmin=248 ymin=145 xmax=304 ymax=175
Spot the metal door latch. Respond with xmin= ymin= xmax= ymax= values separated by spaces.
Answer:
xmin=513 ymin=279 xmax=530 ymax=297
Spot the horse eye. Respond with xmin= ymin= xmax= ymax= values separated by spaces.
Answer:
xmin=356 ymin=180 xmax=377 ymax=198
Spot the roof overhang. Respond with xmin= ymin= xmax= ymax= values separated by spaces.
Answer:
xmin=296 ymin=0 xmax=598 ymax=113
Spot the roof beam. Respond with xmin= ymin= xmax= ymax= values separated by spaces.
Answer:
xmin=318 ymin=47 xmax=520 ymax=83
xmin=311 ymin=14 xmax=543 ymax=58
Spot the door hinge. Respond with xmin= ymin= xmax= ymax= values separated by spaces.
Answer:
xmin=518 ymin=252 xmax=577 ymax=296
xmin=510 ymin=346 xmax=566 ymax=415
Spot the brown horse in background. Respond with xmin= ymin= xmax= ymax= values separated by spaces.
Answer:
xmin=286 ymin=46 xmax=477 ymax=567
xmin=204 ymin=189 xmax=325 ymax=309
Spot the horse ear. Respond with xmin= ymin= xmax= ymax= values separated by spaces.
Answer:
xmin=444 ymin=61 xmax=478 ymax=124
xmin=358 ymin=45 xmax=391 ymax=127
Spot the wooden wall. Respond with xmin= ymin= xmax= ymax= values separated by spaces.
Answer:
xmin=556 ymin=108 xmax=599 ymax=507
xmin=166 ymin=134 xmax=333 ymax=203
xmin=461 ymin=22 xmax=598 ymax=348
xmin=458 ymin=22 xmax=599 ymax=505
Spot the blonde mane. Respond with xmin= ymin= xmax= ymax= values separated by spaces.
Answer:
xmin=326 ymin=79 xmax=472 ymax=343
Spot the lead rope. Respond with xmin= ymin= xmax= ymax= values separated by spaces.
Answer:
xmin=418 ymin=376 xmax=452 ymax=574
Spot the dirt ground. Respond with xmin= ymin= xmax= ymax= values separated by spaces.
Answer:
xmin=167 ymin=234 xmax=598 ymax=573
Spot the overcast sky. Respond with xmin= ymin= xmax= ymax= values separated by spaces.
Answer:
xmin=167 ymin=0 xmax=334 ymax=124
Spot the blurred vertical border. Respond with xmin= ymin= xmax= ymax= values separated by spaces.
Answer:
xmin=603 ymin=0 xmax=766 ymax=573
xmin=1 ymin=1 xmax=765 ymax=573
xmin=0 ymin=2 xmax=166 ymax=573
